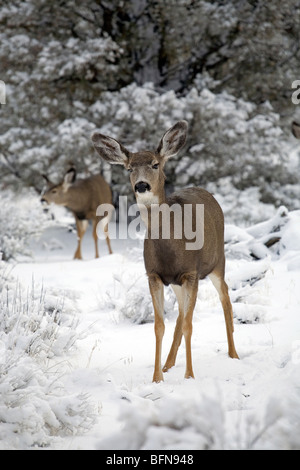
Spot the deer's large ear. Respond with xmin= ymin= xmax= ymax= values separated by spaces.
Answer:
xmin=157 ymin=121 xmax=188 ymax=160
xmin=64 ymin=167 xmax=76 ymax=184
xmin=292 ymin=121 xmax=300 ymax=139
xmin=42 ymin=174 xmax=52 ymax=186
xmin=62 ymin=167 xmax=76 ymax=191
xmin=92 ymin=133 xmax=130 ymax=165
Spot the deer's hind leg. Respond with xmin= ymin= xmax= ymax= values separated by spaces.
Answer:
xmin=95 ymin=215 xmax=113 ymax=256
xmin=74 ymin=218 xmax=88 ymax=260
xmin=181 ymin=273 xmax=198 ymax=379
xmin=92 ymin=218 xmax=100 ymax=258
xmin=103 ymin=221 xmax=113 ymax=255
xmin=164 ymin=274 xmax=198 ymax=379
xmin=163 ymin=284 xmax=184 ymax=373
xmin=209 ymin=269 xmax=239 ymax=359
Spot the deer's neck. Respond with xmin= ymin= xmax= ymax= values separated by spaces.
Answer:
xmin=136 ymin=187 xmax=167 ymax=229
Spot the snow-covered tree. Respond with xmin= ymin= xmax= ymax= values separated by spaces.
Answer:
xmin=0 ymin=0 xmax=299 ymax=212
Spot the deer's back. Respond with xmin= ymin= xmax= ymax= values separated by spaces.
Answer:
xmin=67 ymin=174 xmax=112 ymax=219
xmin=144 ymin=187 xmax=225 ymax=285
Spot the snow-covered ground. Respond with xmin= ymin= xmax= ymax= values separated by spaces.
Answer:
xmin=1 ymin=207 xmax=300 ymax=450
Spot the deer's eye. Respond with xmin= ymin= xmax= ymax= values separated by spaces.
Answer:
xmin=127 ymin=167 xmax=133 ymax=173
xmin=51 ymin=189 xmax=57 ymax=194
xmin=152 ymin=163 xmax=159 ymax=169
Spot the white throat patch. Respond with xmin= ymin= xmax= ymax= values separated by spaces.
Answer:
xmin=135 ymin=191 xmax=159 ymax=206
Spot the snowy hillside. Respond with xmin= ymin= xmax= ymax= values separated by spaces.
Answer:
xmin=1 ymin=200 xmax=300 ymax=450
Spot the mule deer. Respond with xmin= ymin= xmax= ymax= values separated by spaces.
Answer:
xmin=92 ymin=121 xmax=239 ymax=382
xmin=41 ymin=168 xmax=113 ymax=259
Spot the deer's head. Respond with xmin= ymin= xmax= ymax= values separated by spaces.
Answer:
xmin=41 ymin=168 xmax=76 ymax=205
xmin=92 ymin=121 xmax=188 ymax=205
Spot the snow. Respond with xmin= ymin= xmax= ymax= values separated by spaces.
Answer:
xmin=1 ymin=206 xmax=300 ymax=450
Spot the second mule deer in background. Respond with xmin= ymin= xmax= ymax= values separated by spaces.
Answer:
xmin=92 ymin=121 xmax=239 ymax=382
xmin=41 ymin=168 xmax=113 ymax=259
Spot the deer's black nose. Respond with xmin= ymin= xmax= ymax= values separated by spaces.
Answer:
xmin=134 ymin=181 xmax=151 ymax=193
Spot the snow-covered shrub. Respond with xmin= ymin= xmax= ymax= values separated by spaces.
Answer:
xmin=101 ymin=255 xmax=176 ymax=324
xmin=0 ymin=0 xmax=299 ymax=218
xmin=221 ymin=207 xmax=290 ymax=324
xmin=207 ymin=178 xmax=276 ymax=226
xmin=98 ymin=392 xmax=225 ymax=450
xmin=237 ymin=374 xmax=300 ymax=450
xmin=0 ymin=261 xmax=97 ymax=449
xmin=0 ymin=279 xmax=78 ymax=360
xmin=98 ymin=371 xmax=300 ymax=450
xmin=0 ymin=189 xmax=50 ymax=261
xmin=224 ymin=205 xmax=289 ymax=259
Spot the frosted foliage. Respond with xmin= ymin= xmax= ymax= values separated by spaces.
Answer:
xmin=0 ymin=0 xmax=299 ymax=211
xmin=0 ymin=190 xmax=51 ymax=261
xmin=0 ymin=207 xmax=300 ymax=449
xmin=104 ymin=393 xmax=225 ymax=450
xmin=1 ymin=0 xmax=300 ymax=451
xmin=0 ymin=261 xmax=97 ymax=449
xmin=3 ymin=79 xmax=297 ymax=214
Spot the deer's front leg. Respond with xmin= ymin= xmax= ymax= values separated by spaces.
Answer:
xmin=148 ymin=274 xmax=165 ymax=383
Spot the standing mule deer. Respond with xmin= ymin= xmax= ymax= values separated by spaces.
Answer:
xmin=92 ymin=121 xmax=239 ymax=382
xmin=41 ymin=168 xmax=113 ymax=259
